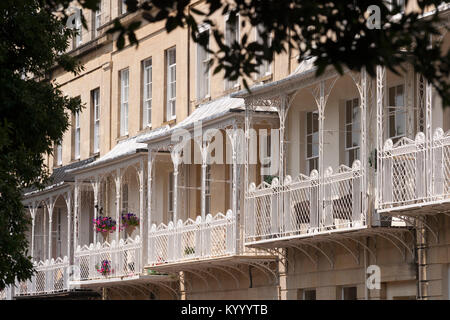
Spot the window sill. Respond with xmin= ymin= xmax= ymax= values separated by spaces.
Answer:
xmin=224 ymin=85 xmax=241 ymax=95
xmin=90 ymin=151 xmax=100 ymax=158
xmin=193 ymin=95 xmax=211 ymax=107
xmin=162 ymin=119 xmax=176 ymax=126
xmin=137 ymin=126 xmax=153 ymax=135
xmin=117 ymin=134 xmax=129 ymax=142
xmin=254 ymin=73 xmax=273 ymax=84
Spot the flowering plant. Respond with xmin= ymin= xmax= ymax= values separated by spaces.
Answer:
xmin=96 ymin=259 xmax=112 ymax=276
xmin=121 ymin=212 xmax=139 ymax=229
xmin=93 ymin=216 xmax=117 ymax=233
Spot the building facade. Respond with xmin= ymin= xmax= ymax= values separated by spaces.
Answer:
xmin=1 ymin=0 xmax=450 ymax=300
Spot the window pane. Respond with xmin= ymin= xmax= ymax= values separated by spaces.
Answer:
xmin=312 ymin=132 xmax=318 ymax=157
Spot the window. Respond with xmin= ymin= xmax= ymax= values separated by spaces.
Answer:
xmin=92 ymin=88 xmax=100 ymax=153
xmin=225 ymin=12 xmax=239 ymax=90
xmin=303 ymin=289 xmax=316 ymax=300
xmin=345 ymin=98 xmax=360 ymax=166
xmin=74 ymin=111 xmax=80 ymax=160
xmin=56 ymin=141 xmax=62 ymax=166
xmin=119 ymin=0 xmax=127 ymax=15
xmin=306 ymin=111 xmax=319 ymax=173
xmin=75 ymin=13 xmax=82 ymax=47
xmin=205 ymin=165 xmax=211 ymax=215
xmin=166 ymin=47 xmax=176 ymax=121
xmin=388 ymin=84 xmax=405 ymax=143
xmin=142 ymin=58 xmax=152 ymax=128
xmin=120 ymin=68 xmax=129 ymax=136
xmin=255 ymin=24 xmax=272 ymax=78
xmin=342 ymin=286 xmax=357 ymax=300
xmin=168 ymin=172 xmax=174 ymax=221
xmin=197 ymin=29 xmax=210 ymax=100
xmin=122 ymin=184 xmax=128 ymax=213
xmin=261 ymin=131 xmax=272 ymax=181
xmin=93 ymin=3 xmax=102 ymax=38
xmin=388 ymin=0 xmax=406 ymax=12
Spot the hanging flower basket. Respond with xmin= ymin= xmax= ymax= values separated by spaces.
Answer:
xmin=120 ymin=213 xmax=139 ymax=236
xmin=96 ymin=259 xmax=113 ymax=277
xmin=93 ymin=216 xmax=117 ymax=242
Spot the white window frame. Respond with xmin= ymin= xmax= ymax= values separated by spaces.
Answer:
xmin=143 ymin=58 xmax=152 ymax=128
xmin=75 ymin=14 xmax=82 ymax=47
xmin=388 ymin=84 xmax=406 ymax=143
xmin=345 ymin=98 xmax=360 ymax=167
xmin=224 ymin=12 xmax=240 ymax=90
xmin=56 ymin=142 xmax=63 ymax=166
xmin=75 ymin=112 xmax=80 ymax=160
xmin=197 ymin=28 xmax=211 ymax=100
xmin=93 ymin=88 xmax=100 ymax=153
xmin=94 ymin=4 xmax=102 ymax=38
xmin=305 ymin=111 xmax=319 ymax=174
xmin=255 ymin=24 xmax=272 ymax=79
xmin=166 ymin=47 xmax=176 ymax=121
xmin=120 ymin=68 xmax=129 ymax=136
xmin=120 ymin=0 xmax=127 ymax=15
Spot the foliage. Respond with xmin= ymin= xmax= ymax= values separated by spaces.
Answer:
xmin=0 ymin=0 xmax=83 ymax=290
xmin=121 ymin=213 xmax=140 ymax=229
xmin=93 ymin=216 xmax=117 ymax=233
xmin=96 ymin=259 xmax=112 ymax=276
xmin=103 ymin=0 xmax=450 ymax=107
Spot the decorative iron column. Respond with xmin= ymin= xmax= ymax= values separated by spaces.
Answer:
xmin=279 ymin=94 xmax=288 ymax=182
xmin=201 ymin=141 xmax=208 ymax=219
xmin=318 ymin=80 xmax=325 ymax=227
xmin=425 ymin=81 xmax=433 ymax=198
xmin=29 ymin=202 xmax=37 ymax=261
xmin=92 ymin=179 xmax=99 ymax=243
xmin=138 ymin=158 xmax=144 ymax=267
xmin=47 ymin=196 xmax=55 ymax=260
xmin=114 ymin=169 xmax=122 ymax=243
xmin=74 ymin=180 xmax=80 ymax=253
xmin=360 ymin=67 xmax=368 ymax=221
xmin=64 ymin=191 xmax=72 ymax=262
xmin=147 ymin=149 xmax=155 ymax=264
xmin=171 ymin=149 xmax=180 ymax=223
xmin=376 ymin=66 xmax=386 ymax=209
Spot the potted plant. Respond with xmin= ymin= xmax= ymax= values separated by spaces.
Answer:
xmin=96 ymin=259 xmax=113 ymax=277
xmin=184 ymin=246 xmax=195 ymax=256
xmin=93 ymin=216 xmax=117 ymax=242
xmin=121 ymin=212 xmax=139 ymax=236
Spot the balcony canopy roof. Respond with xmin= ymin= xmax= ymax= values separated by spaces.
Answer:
xmin=137 ymin=95 xmax=246 ymax=145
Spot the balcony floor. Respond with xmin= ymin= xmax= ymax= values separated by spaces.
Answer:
xmin=70 ymin=274 xmax=176 ymax=289
xmin=145 ymin=254 xmax=278 ymax=273
xmin=378 ymin=198 xmax=450 ymax=216
xmin=245 ymin=225 xmax=412 ymax=249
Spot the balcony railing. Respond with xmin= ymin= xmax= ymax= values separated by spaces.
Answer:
xmin=379 ymin=128 xmax=450 ymax=211
xmin=74 ymin=236 xmax=141 ymax=282
xmin=148 ymin=210 xmax=237 ymax=266
xmin=246 ymin=161 xmax=365 ymax=244
xmin=15 ymin=257 xmax=70 ymax=296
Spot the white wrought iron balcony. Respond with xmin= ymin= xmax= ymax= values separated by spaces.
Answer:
xmin=72 ymin=236 xmax=142 ymax=284
xmin=378 ymin=128 xmax=450 ymax=214
xmin=148 ymin=211 xmax=237 ymax=266
xmin=245 ymin=160 xmax=366 ymax=245
xmin=14 ymin=257 xmax=70 ymax=297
